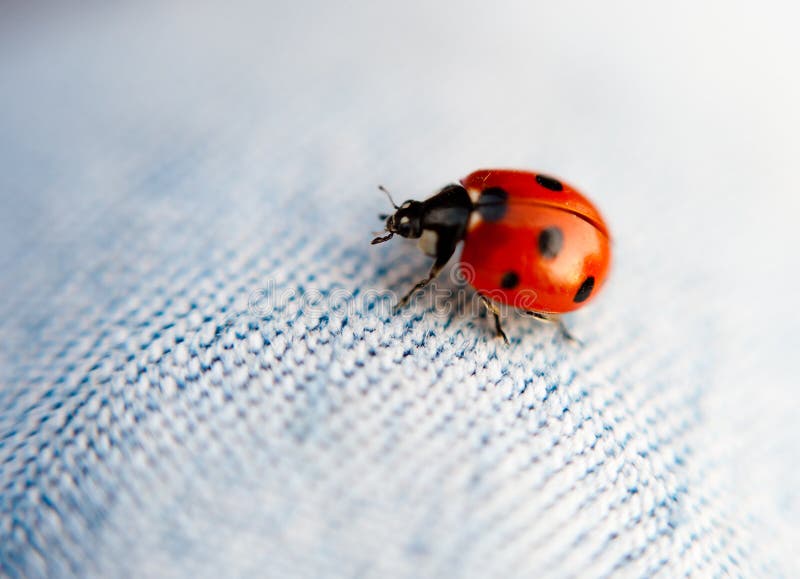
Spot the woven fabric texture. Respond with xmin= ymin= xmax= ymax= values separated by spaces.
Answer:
xmin=1 ymin=2 xmax=798 ymax=577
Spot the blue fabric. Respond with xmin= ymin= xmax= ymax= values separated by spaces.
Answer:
xmin=1 ymin=2 xmax=798 ymax=577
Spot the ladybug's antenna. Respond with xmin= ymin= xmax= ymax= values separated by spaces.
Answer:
xmin=378 ymin=185 xmax=399 ymax=209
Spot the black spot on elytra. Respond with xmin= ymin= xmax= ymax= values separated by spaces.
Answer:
xmin=477 ymin=187 xmax=509 ymax=221
xmin=536 ymin=174 xmax=564 ymax=192
xmin=538 ymin=227 xmax=563 ymax=259
xmin=500 ymin=271 xmax=520 ymax=289
xmin=573 ymin=276 xmax=595 ymax=303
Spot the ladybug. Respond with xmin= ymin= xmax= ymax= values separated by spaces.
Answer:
xmin=371 ymin=169 xmax=611 ymax=343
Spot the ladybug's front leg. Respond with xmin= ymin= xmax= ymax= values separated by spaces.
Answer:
xmin=394 ymin=236 xmax=457 ymax=312
xmin=394 ymin=264 xmax=442 ymax=312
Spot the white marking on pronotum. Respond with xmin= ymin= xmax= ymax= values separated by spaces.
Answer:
xmin=417 ymin=229 xmax=438 ymax=257
xmin=466 ymin=187 xmax=482 ymax=204
xmin=466 ymin=187 xmax=484 ymax=231
xmin=467 ymin=211 xmax=483 ymax=231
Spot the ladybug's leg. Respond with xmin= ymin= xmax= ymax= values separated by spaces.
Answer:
xmin=394 ymin=264 xmax=443 ymax=311
xmin=394 ymin=239 xmax=457 ymax=311
xmin=480 ymin=295 xmax=509 ymax=344
xmin=523 ymin=311 xmax=582 ymax=345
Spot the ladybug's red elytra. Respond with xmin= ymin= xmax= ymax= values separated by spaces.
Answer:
xmin=372 ymin=169 xmax=611 ymax=343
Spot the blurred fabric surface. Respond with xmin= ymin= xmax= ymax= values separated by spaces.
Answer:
xmin=1 ymin=1 xmax=798 ymax=577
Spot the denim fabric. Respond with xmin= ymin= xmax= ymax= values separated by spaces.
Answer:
xmin=1 ymin=2 xmax=798 ymax=578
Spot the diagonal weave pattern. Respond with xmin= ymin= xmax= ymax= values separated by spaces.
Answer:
xmin=1 ymin=2 xmax=798 ymax=577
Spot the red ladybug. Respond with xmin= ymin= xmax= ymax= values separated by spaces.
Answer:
xmin=372 ymin=169 xmax=611 ymax=343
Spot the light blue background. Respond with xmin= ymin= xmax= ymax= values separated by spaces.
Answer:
xmin=1 ymin=1 xmax=798 ymax=577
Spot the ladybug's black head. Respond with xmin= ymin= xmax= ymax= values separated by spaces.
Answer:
xmin=371 ymin=186 xmax=425 ymax=244
xmin=385 ymin=200 xmax=425 ymax=239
